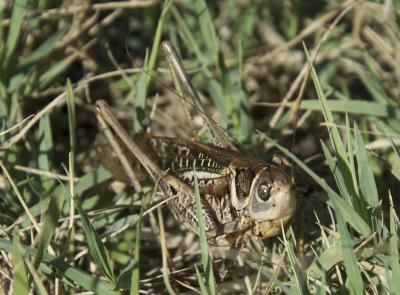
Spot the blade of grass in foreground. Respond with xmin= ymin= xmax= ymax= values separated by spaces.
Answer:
xmin=133 ymin=0 xmax=172 ymax=132
xmin=76 ymin=201 xmax=116 ymax=285
xmin=298 ymin=99 xmax=400 ymax=118
xmin=193 ymin=0 xmax=218 ymax=60
xmin=25 ymin=259 xmax=48 ymax=295
xmin=353 ymin=123 xmax=379 ymax=207
xmin=130 ymin=201 xmax=145 ymax=295
xmin=320 ymin=140 xmax=368 ymax=223
xmin=389 ymin=193 xmax=400 ymax=292
xmin=283 ymin=231 xmax=309 ymax=294
xmin=33 ymin=185 xmax=65 ymax=270
xmin=304 ymin=43 xmax=359 ymax=210
xmin=195 ymin=265 xmax=210 ymax=295
xmin=303 ymin=43 xmax=347 ymax=161
xmin=12 ymin=228 xmax=29 ymax=295
xmin=0 ymin=238 xmax=117 ymax=294
xmin=307 ymin=239 xmax=343 ymax=278
xmin=335 ymin=207 xmax=364 ymax=294
xmin=66 ymin=79 xmax=76 ymax=231
xmin=5 ymin=0 xmax=27 ymax=61
xmin=194 ymin=171 xmax=217 ymax=295
xmin=345 ymin=115 xmax=358 ymax=196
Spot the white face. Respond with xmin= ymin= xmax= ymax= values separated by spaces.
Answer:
xmin=247 ymin=166 xmax=296 ymax=238
xmin=228 ymin=160 xmax=296 ymax=239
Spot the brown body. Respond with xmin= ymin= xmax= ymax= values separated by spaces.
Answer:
xmin=98 ymin=133 xmax=296 ymax=246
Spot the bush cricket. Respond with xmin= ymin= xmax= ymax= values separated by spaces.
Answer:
xmin=95 ymin=41 xmax=296 ymax=280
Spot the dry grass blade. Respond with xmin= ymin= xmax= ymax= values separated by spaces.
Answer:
xmin=0 ymin=161 xmax=40 ymax=233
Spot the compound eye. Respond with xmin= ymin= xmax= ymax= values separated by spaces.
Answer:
xmin=258 ymin=183 xmax=271 ymax=201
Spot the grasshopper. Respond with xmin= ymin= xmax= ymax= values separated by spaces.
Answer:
xmin=95 ymin=41 xmax=296 ymax=279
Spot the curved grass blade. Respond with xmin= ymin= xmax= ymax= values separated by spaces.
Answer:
xmin=33 ymin=185 xmax=65 ymax=270
xmin=388 ymin=193 xmax=400 ymax=292
xmin=17 ymin=28 xmax=67 ymax=70
xmin=0 ymin=238 xmax=118 ymax=294
xmin=353 ymin=122 xmax=379 ymax=208
xmin=133 ymin=0 xmax=172 ymax=132
xmin=12 ymin=228 xmax=29 ymax=295
xmin=76 ymin=201 xmax=116 ymax=285
xmin=193 ymin=0 xmax=218 ymax=60
xmin=335 ymin=208 xmax=364 ymax=294
xmin=303 ymin=43 xmax=359 ymax=204
xmin=298 ymin=99 xmax=400 ymax=118
xmin=130 ymin=200 xmax=146 ymax=295
xmin=5 ymin=0 xmax=27 ymax=61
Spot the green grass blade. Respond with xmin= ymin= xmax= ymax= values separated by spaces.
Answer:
xmin=381 ymin=124 xmax=400 ymax=181
xmin=357 ymin=64 xmax=393 ymax=104
xmin=133 ymin=49 xmax=149 ymax=132
xmin=0 ymin=238 xmax=118 ymax=294
xmin=389 ymin=193 xmax=400 ymax=293
xmin=353 ymin=122 xmax=379 ymax=208
xmin=75 ymin=166 xmax=112 ymax=196
xmin=284 ymin=234 xmax=309 ymax=294
xmin=321 ymin=141 xmax=367 ymax=221
xmin=37 ymin=114 xmax=54 ymax=191
xmin=37 ymin=114 xmax=53 ymax=172
xmin=66 ymin=81 xmax=75 ymax=128
xmin=247 ymin=262 xmax=294 ymax=294
xmin=0 ymin=3 xmax=3 ymax=42
xmin=33 ymin=185 xmax=65 ymax=269
xmin=171 ymin=7 xmax=232 ymax=129
xmin=5 ymin=0 xmax=27 ymax=60
xmin=17 ymin=29 xmax=67 ymax=70
xmin=303 ymin=44 xmax=347 ymax=161
xmin=12 ymin=228 xmax=29 ymax=295
xmin=130 ymin=206 xmax=144 ymax=294
xmin=194 ymin=172 xmax=217 ymax=295
xmin=76 ymin=201 xmax=115 ymax=285
xmin=335 ymin=208 xmax=364 ymax=294
xmin=66 ymin=79 xmax=75 ymax=172
xmin=171 ymin=6 xmax=206 ymax=65
xmin=15 ymin=167 xmax=112 ymax=228
xmin=130 ymin=188 xmax=152 ymax=294
xmin=195 ymin=265 xmax=209 ymax=295
xmin=321 ymin=141 xmax=351 ymax=203
xmin=25 ymin=259 xmax=49 ymax=295
xmin=145 ymin=0 xmax=172 ymax=90
xmin=299 ymin=99 xmax=400 ymax=118
xmin=307 ymin=239 xmax=343 ymax=278
xmin=304 ymin=43 xmax=361 ymax=213
xmin=38 ymin=58 xmax=70 ymax=90
xmin=317 ymin=275 xmax=327 ymax=295
xmin=346 ymin=114 xmax=358 ymax=195
xmin=193 ymin=0 xmax=218 ymax=60
xmin=133 ymin=0 xmax=172 ymax=132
